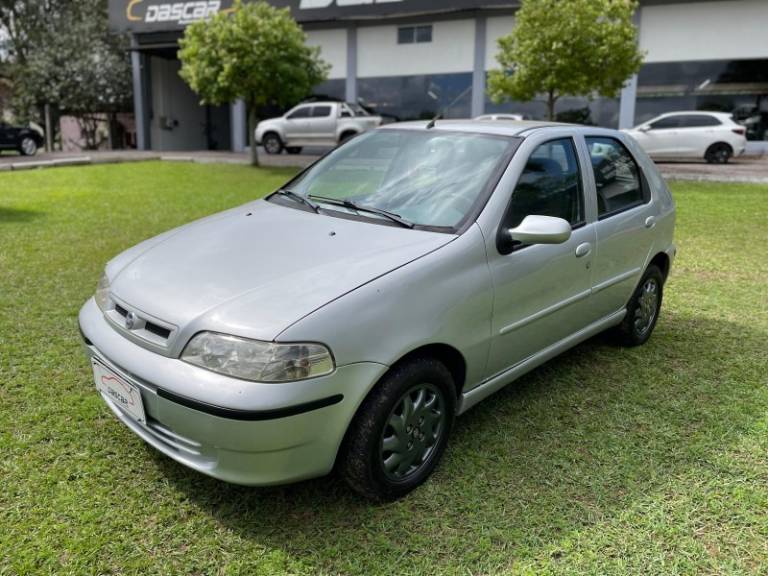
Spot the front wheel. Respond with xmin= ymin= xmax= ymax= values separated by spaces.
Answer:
xmin=611 ymin=264 xmax=664 ymax=347
xmin=339 ymin=357 xmax=456 ymax=501
xmin=19 ymin=137 xmax=38 ymax=156
xmin=262 ymin=133 xmax=283 ymax=155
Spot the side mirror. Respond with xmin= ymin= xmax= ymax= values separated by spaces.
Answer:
xmin=507 ymin=215 xmax=572 ymax=246
xmin=637 ymin=125 xmax=650 ymax=132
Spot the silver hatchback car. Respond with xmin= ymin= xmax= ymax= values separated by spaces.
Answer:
xmin=79 ymin=121 xmax=676 ymax=500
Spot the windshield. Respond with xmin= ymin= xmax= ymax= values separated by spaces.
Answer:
xmin=282 ymin=129 xmax=516 ymax=229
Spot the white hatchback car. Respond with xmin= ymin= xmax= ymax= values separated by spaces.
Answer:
xmin=623 ymin=111 xmax=747 ymax=163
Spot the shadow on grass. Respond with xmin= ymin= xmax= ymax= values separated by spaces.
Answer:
xmin=0 ymin=206 xmax=44 ymax=223
xmin=148 ymin=312 xmax=766 ymax=572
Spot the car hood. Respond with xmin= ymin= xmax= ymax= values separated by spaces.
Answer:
xmin=109 ymin=200 xmax=454 ymax=341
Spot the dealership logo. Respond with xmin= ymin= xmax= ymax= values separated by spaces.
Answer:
xmin=299 ymin=0 xmax=404 ymax=8
xmin=126 ymin=0 xmax=223 ymax=25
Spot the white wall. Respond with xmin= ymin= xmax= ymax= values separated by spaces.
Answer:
xmin=305 ymin=28 xmax=348 ymax=79
xmin=640 ymin=0 xmax=768 ymax=63
xmin=485 ymin=15 xmax=515 ymax=70
xmin=357 ymin=19 xmax=475 ymax=78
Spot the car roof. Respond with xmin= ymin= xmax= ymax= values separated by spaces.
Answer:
xmin=657 ymin=110 xmax=733 ymax=118
xmin=381 ymin=119 xmax=582 ymax=138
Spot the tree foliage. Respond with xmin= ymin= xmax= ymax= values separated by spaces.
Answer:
xmin=0 ymin=0 xmax=132 ymax=148
xmin=178 ymin=0 xmax=329 ymax=165
xmin=488 ymin=0 xmax=643 ymax=120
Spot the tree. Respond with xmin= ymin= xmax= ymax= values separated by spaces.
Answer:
xmin=488 ymin=0 xmax=643 ymax=121
xmin=178 ymin=0 xmax=329 ymax=166
xmin=1 ymin=0 xmax=132 ymax=148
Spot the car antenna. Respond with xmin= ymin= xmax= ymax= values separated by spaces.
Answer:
xmin=426 ymin=85 xmax=473 ymax=129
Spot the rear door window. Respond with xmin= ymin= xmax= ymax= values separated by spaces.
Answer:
xmin=585 ymin=137 xmax=649 ymax=218
xmin=312 ymin=105 xmax=332 ymax=118
xmin=677 ymin=114 xmax=721 ymax=128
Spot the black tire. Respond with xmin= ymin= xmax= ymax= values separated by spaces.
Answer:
xmin=285 ymin=147 xmax=303 ymax=155
xmin=705 ymin=142 xmax=732 ymax=164
xmin=262 ymin=133 xmax=283 ymax=155
xmin=19 ymin=136 xmax=38 ymax=156
xmin=339 ymin=357 xmax=456 ymax=501
xmin=611 ymin=264 xmax=664 ymax=347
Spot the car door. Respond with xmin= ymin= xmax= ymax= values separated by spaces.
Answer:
xmin=304 ymin=104 xmax=337 ymax=145
xmin=0 ymin=122 xmax=15 ymax=148
xmin=676 ymin=114 xmax=721 ymax=157
xmin=283 ymin=105 xmax=312 ymax=143
xmin=584 ymin=135 xmax=658 ymax=320
xmin=481 ymin=134 xmax=597 ymax=379
xmin=639 ymin=115 xmax=685 ymax=157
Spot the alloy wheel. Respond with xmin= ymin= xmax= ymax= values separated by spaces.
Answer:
xmin=380 ymin=383 xmax=446 ymax=481
xmin=21 ymin=138 xmax=37 ymax=156
xmin=634 ymin=278 xmax=659 ymax=337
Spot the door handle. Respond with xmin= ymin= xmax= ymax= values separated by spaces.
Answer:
xmin=575 ymin=242 xmax=592 ymax=258
xmin=645 ymin=216 xmax=657 ymax=229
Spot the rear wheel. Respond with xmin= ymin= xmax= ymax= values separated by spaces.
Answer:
xmin=705 ymin=142 xmax=732 ymax=164
xmin=19 ymin=137 xmax=38 ymax=156
xmin=611 ymin=264 xmax=664 ymax=347
xmin=285 ymin=147 xmax=303 ymax=155
xmin=262 ymin=133 xmax=283 ymax=155
xmin=339 ymin=357 xmax=455 ymax=501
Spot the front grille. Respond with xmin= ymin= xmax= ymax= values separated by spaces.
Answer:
xmin=105 ymin=298 xmax=177 ymax=349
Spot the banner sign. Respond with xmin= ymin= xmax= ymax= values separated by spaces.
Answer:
xmin=109 ymin=0 xmax=517 ymax=32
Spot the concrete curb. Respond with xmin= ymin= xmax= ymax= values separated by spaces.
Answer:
xmin=661 ymin=173 xmax=768 ymax=184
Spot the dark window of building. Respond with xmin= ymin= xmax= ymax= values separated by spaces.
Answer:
xmin=415 ymin=25 xmax=433 ymax=43
xmin=312 ymin=105 xmax=332 ymax=118
xmin=398 ymin=25 xmax=432 ymax=44
xmin=677 ymin=114 xmax=722 ymax=127
xmin=585 ymin=137 xmax=647 ymax=218
xmin=358 ymin=72 xmax=472 ymax=121
xmin=505 ymin=138 xmax=584 ymax=229
xmin=287 ymin=106 xmax=311 ymax=119
xmin=649 ymin=116 xmax=680 ymax=129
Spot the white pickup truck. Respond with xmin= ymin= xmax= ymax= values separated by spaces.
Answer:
xmin=255 ymin=101 xmax=382 ymax=154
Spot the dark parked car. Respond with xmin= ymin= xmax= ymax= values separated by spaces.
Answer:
xmin=0 ymin=122 xmax=44 ymax=156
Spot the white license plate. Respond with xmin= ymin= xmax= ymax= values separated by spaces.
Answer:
xmin=92 ymin=360 xmax=146 ymax=424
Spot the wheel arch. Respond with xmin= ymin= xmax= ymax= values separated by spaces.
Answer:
xmin=649 ymin=251 xmax=671 ymax=281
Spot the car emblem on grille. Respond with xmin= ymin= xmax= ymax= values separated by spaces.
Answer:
xmin=124 ymin=311 xmax=137 ymax=330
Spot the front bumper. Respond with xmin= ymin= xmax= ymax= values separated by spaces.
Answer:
xmin=79 ymin=298 xmax=388 ymax=486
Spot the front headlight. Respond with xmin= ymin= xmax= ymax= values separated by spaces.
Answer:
xmin=181 ymin=332 xmax=335 ymax=382
xmin=95 ymin=272 xmax=110 ymax=311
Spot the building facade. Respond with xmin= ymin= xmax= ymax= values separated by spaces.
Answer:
xmin=109 ymin=0 xmax=768 ymax=152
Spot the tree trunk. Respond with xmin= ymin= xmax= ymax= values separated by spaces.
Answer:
xmin=44 ymin=104 xmax=53 ymax=152
xmin=546 ymin=91 xmax=557 ymax=121
xmin=248 ymin=105 xmax=259 ymax=167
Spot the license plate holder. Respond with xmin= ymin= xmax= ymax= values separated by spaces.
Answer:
xmin=92 ymin=359 xmax=146 ymax=425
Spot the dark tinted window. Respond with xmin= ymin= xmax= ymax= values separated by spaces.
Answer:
xmin=398 ymin=25 xmax=432 ymax=44
xmin=416 ymin=25 xmax=433 ymax=43
xmin=312 ymin=105 xmax=332 ymax=118
xmin=677 ymin=114 xmax=722 ymax=127
xmin=649 ymin=116 xmax=680 ymax=129
xmin=505 ymin=138 xmax=584 ymax=229
xmin=586 ymin=137 xmax=647 ymax=217
xmin=287 ymin=107 xmax=311 ymax=119
xmin=398 ymin=27 xmax=414 ymax=44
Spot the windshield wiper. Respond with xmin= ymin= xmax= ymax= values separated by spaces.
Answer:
xmin=309 ymin=195 xmax=414 ymax=229
xmin=274 ymin=189 xmax=319 ymax=213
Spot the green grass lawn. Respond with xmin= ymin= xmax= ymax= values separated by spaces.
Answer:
xmin=1 ymin=162 xmax=767 ymax=575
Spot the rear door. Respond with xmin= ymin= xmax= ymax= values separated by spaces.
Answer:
xmin=482 ymin=134 xmax=597 ymax=378
xmin=584 ymin=135 xmax=658 ymax=320
xmin=305 ymin=104 xmax=336 ymax=145
xmin=676 ymin=114 xmax=722 ymax=156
